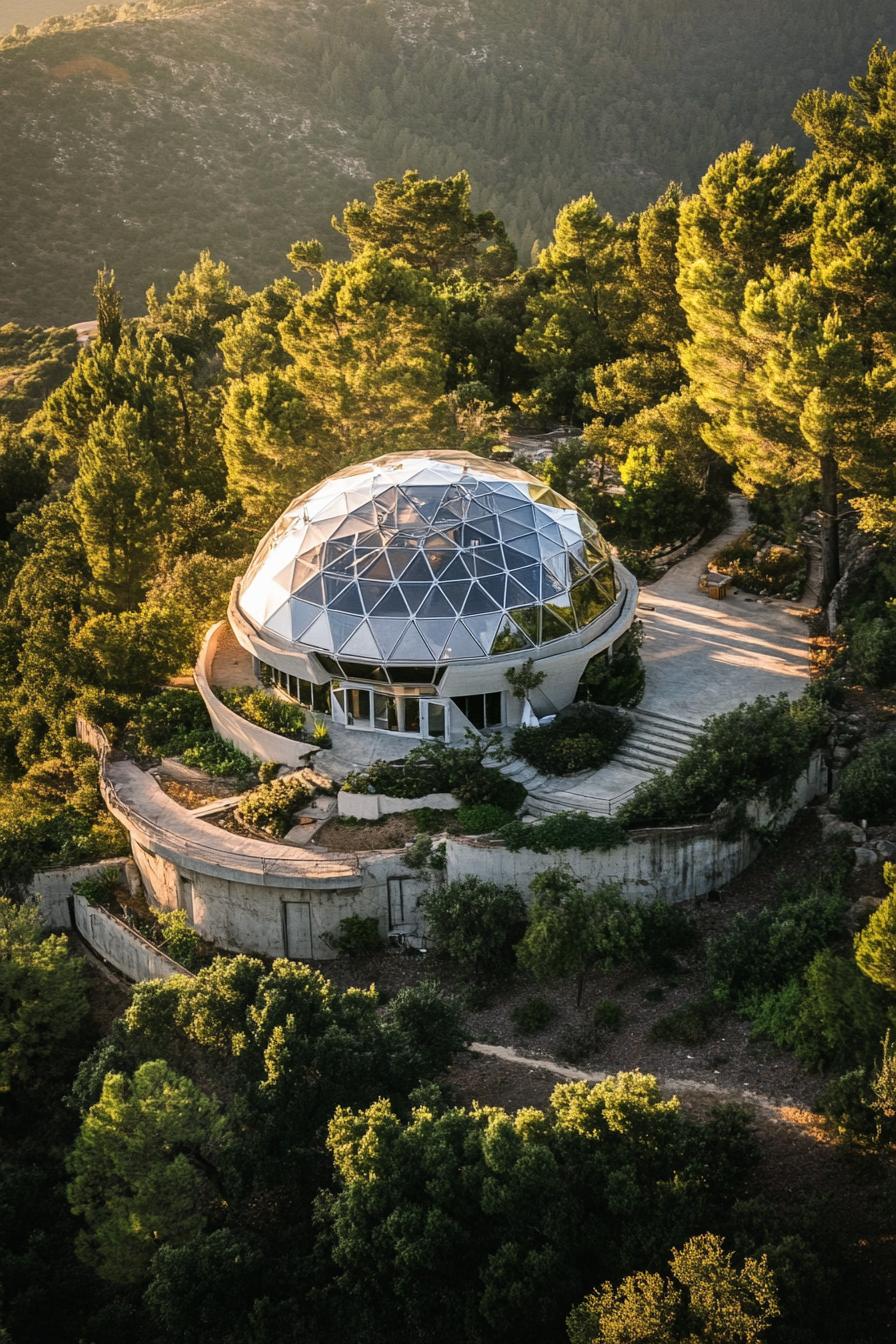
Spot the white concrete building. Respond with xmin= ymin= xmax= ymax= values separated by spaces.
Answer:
xmin=221 ymin=450 xmax=637 ymax=742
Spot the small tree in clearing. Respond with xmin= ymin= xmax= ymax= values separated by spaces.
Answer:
xmin=855 ymin=864 xmax=896 ymax=994
xmin=517 ymin=866 xmax=639 ymax=1007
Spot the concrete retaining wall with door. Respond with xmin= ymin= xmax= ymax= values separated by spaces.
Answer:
xmin=28 ymin=858 xmax=129 ymax=929
xmin=195 ymin=622 xmax=318 ymax=769
xmin=71 ymin=893 xmax=192 ymax=982
xmin=337 ymin=790 xmax=458 ymax=821
xmin=445 ymin=753 xmax=826 ymax=903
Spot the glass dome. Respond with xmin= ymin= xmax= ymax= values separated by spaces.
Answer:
xmin=238 ymin=451 xmax=618 ymax=665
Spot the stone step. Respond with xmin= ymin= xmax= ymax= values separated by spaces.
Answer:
xmin=633 ymin=709 xmax=701 ymax=740
xmin=625 ymin=729 xmax=685 ymax=758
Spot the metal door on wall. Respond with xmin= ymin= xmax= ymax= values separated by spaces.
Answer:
xmin=283 ymin=900 xmax=313 ymax=959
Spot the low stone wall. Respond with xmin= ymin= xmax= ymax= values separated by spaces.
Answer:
xmin=446 ymin=753 xmax=826 ymax=904
xmin=338 ymin=790 xmax=458 ymax=821
xmin=195 ymin=622 xmax=317 ymax=769
xmin=71 ymin=893 xmax=192 ymax=982
xmin=28 ymin=858 xmax=129 ymax=929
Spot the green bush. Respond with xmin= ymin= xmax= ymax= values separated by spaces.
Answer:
xmin=592 ymin=999 xmax=623 ymax=1033
xmin=154 ymin=908 xmax=202 ymax=971
xmin=218 ymin=686 xmax=306 ymax=739
xmin=422 ymin=876 xmax=527 ymax=979
xmin=511 ymin=996 xmax=556 ymax=1034
xmin=849 ymin=610 xmax=896 ymax=689
xmin=72 ymin=867 xmax=122 ymax=909
xmin=706 ymin=873 xmax=848 ymax=1010
xmin=499 ymin=811 xmax=627 ymax=854
xmin=575 ymin=623 xmax=645 ymax=708
xmin=750 ymin=951 xmax=890 ymax=1072
xmin=345 ymin=739 xmax=524 ymax=812
xmin=456 ymin=802 xmax=514 ymax=834
xmin=181 ymin=735 xmax=256 ymax=779
xmin=511 ymin=705 xmax=631 ymax=776
xmin=711 ymin=527 xmax=807 ymax=598
xmin=636 ymin=900 xmax=700 ymax=973
xmin=836 ymin=735 xmax=896 ymax=824
xmin=817 ymin=1068 xmax=879 ymax=1142
xmin=258 ymin=760 xmax=279 ymax=784
xmin=650 ymin=996 xmax=717 ymax=1044
xmin=132 ymin=689 xmax=211 ymax=757
xmin=236 ymin=772 xmax=315 ymax=837
xmin=324 ymin=915 xmax=384 ymax=955
xmin=618 ymin=694 xmax=829 ymax=829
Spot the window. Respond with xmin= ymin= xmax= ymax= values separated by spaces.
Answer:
xmin=387 ymin=877 xmax=408 ymax=927
xmin=258 ymin=663 xmax=329 ymax=713
xmin=450 ymin=692 xmax=503 ymax=730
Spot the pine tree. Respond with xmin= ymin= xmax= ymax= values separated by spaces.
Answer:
xmin=72 ymin=404 xmax=168 ymax=610
xmin=93 ymin=266 xmax=122 ymax=350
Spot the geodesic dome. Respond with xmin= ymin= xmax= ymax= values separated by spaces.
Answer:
xmin=237 ymin=451 xmax=619 ymax=665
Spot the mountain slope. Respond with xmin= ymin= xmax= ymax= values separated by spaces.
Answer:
xmin=2 ymin=0 xmax=894 ymax=325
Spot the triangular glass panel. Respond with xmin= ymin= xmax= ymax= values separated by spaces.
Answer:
xmin=329 ymin=582 xmax=365 ymax=615
xmin=299 ymin=610 xmax=333 ymax=652
xmin=400 ymin=583 xmax=432 ymax=614
xmin=263 ymin=601 xmax=293 ymax=641
xmin=440 ymin=554 xmax=471 ymax=582
xmin=514 ymin=566 xmax=542 ymax=600
xmin=509 ymin=606 xmax=541 ymax=643
xmin=295 ymin=575 xmax=325 ymax=605
xmin=501 ymin=545 xmax=532 ymax=571
xmin=478 ymin=574 xmax=506 ymax=605
xmin=358 ymin=552 xmax=394 ymax=582
xmin=504 ymin=576 xmax=534 ymax=608
xmin=368 ymin=618 xmax=410 ymax=660
xmin=416 ymin=618 xmax=455 ymax=659
xmin=440 ymin=581 xmax=470 ymax=614
xmin=569 ymin=554 xmax=591 ymax=584
xmin=585 ymin=539 xmax=610 ymax=569
xmin=388 ymin=625 xmax=433 ymax=663
xmin=491 ymin=617 xmax=533 ymax=654
xmin=570 ymin=577 xmax=612 ymax=628
xmin=541 ymin=604 xmax=574 ymax=642
xmin=358 ymin=580 xmax=391 ymax=613
xmin=425 ymin=547 xmax=454 ymax=574
xmin=462 ymin=583 xmax=501 ymax=615
xmin=400 ymin=552 xmax=433 ymax=583
xmin=461 ymin=612 xmax=503 ymax=653
xmin=339 ymin=621 xmax=381 ymax=661
xmin=329 ymin=612 xmax=365 ymax=651
xmin=417 ymin=588 xmax=456 ymax=620
xmin=443 ymin=621 xmax=486 ymax=659
xmin=387 ymin=546 xmax=417 ymax=579
xmin=369 ymin=586 xmax=410 ymax=618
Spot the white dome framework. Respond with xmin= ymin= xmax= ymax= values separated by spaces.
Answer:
xmin=239 ymin=451 xmax=619 ymax=665
xmin=227 ymin=451 xmax=638 ymax=740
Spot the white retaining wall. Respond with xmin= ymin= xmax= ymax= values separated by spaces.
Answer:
xmin=338 ymin=790 xmax=458 ymax=821
xmin=71 ymin=893 xmax=191 ymax=982
xmin=445 ymin=753 xmax=826 ymax=904
xmin=28 ymin=858 xmax=129 ymax=929
xmin=195 ymin=622 xmax=317 ymax=768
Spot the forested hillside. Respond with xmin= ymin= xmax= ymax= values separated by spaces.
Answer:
xmin=2 ymin=0 xmax=895 ymax=324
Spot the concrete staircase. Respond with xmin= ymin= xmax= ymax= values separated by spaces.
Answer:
xmin=615 ymin=709 xmax=701 ymax=775
xmin=496 ymin=708 xmax=703 ymax=818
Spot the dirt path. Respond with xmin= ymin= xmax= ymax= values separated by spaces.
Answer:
xmin=468 ymin=1040 xmax=798 ymax=1119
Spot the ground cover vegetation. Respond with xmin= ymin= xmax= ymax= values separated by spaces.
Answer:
xmin=2 ymin=38 xmax=896 ymax=1344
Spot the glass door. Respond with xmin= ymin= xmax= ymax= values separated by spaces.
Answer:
xmin=422 ymin=700 xmax=447 ymax=740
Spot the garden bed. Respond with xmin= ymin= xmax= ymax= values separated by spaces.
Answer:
xmin=511 ymin=703 xmax=631 ymax=775
xmin=710 ymin=526 xmax=807 ymax=599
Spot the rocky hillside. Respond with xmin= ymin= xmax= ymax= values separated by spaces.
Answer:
xmin=2 ymin=0 xmax=894 ymax=324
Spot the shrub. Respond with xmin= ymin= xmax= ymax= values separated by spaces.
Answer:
xmin=636 ymin=899 xmax=699 ymax=972
xmin=422 ymin=877 xmax=527 ymax=979
xmin=72 ymin=866 xmax=121 ymax=909
xmin=132 ymin=689 xmax=210 ymax=757
xmin=817 ymin=1068 xmax=879 ymax=1142
xmin=618 ymin=694 xmax=829 ymax=829
xmin=836 ymin=735 xmax=896 ymax=824
xmin=593 ymin=999 xmax=623 ymax=1033
xmin=855 ymin=868 xmax=896 ymax=993
xmin=575 ymin=623 xmax=645 ymax=708
xmin=849 ymin=608 xmax=896 ymax=689
xmin=706 ymin=873 xmax=848 ymax=1010
xmin=711 ymin=527 xmax=807 ymax=598
xmin=218 ymin=686 xmax=306 ymax=739
xmin=650 ymin=996 xmax=717 ymax=1045
xmin=345 ymin=739 xmax=524 ymax=812
xmin=758 ymin=951 xmax=890 ymax=1072
xmin=154 ymin=908 xmax=203 ymax=971
xmin=511 ymin=705 xmax=631 ymax=776
xmin=456 ymin=802 xmax=514 ymax=834
xmin=181 ymin=735 xmax=256 ymax=779
xmin=498 ymin=812 xmax=627 ymax=854
xmin=324 ymin=915 xmax=384 ymax=955
xmin=311 ymin=717 xmax=331 ymax=746
xmin=236 ymin=772 xmax=315 ymax=837
xmin=258 ymin=760 xmax=279 ymax=784
xmin=511 ymin=996 xmax=556 ymax=1034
